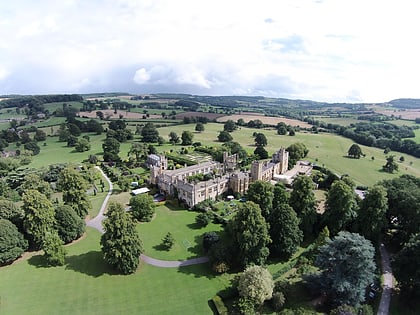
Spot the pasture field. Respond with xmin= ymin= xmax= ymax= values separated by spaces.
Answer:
xmin=389 ymin=119 xmax=418 ymax=127
xmin=216 ymin=114 xmax=312 ymax=128
xmin=157 ymin=123 xmax=420 ymax=186
xmin=376 ymin=109 xmax=420 ymax=120
xmin=43 ymin=101 xmax=84 ymax=113
xmin=0 ymin=227 xmax=231 ymax=315
xmin=0 ymin=107 xmax=26 ymax=120
xmin=413 ymin=128 xmax=420 ymax=143
xmin=312 ymin=116 xmax=360 ymax=126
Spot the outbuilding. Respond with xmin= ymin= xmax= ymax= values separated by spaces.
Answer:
xmin=131 ymin=187 xmax=150 ymax=195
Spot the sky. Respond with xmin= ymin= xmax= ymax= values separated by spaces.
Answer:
xmin=0 ymin=0 xmax=419 ymax=103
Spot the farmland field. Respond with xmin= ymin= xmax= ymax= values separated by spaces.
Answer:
xmin=175 ymin=111 xmax=224 ymax=120
xmin=312 ymin=116 xmax=360 ymax=126
xmin=216 ymin=114 xmax=312 ymax=128
xmin=376 ymin=108 xmax=420 ymax=120
xmin=79 ymin=109 xmax=162 ymax=120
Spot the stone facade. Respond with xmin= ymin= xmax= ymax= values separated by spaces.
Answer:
xmin=250 ymin=147 xmax=289 ymax=182
xmin=148 ymin=147 xmax=301 ymax=207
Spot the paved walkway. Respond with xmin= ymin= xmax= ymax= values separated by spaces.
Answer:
xmin=86 ymin=166 xmax=113 ymax=234
xmin=377 ymin=243 xmax=394 ymax=315
xmin=86 ymin=166 xmax=209 ymax=268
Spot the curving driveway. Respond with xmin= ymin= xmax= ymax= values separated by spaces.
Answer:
xmin=377 ymin=243 xmax=394 ymax=315
xmin=87 ymin=166 xmax=209 ymax=268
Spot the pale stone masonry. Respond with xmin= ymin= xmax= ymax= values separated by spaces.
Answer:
xmin=148 ymin=147 xmax=305 ymax=207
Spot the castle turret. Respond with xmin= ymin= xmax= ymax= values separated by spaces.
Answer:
xmin=251 ymin=160 xmax=263 ymax=181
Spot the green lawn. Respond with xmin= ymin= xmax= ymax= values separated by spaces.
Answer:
xmin=0 ymin=228 xmax=230 ymax=315
xmin=26 ymin=135 xmax=104 ymax=168
xmin=137 ymin=203 xmax=224 ymax=261
xmin=157 ymin=123 xmax=420 ymax=186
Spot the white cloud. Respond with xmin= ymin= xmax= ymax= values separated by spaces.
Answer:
xmin=133 ymin=68 xmax=151 ymax=84
xmin=0 ymin=67 xmax=9 ymax=80
xmin=0 ymin=0 xmax=420 ymax=102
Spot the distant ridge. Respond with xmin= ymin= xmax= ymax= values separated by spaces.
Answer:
xmin=388 ymin=98 xmax=420 ymax=109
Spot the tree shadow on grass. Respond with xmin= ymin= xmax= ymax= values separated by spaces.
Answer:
xmin=187 ymin=222 xmax=202 ymax=229
xmin=65 ymin=251 xmax=116 ymax=277
xmin=176 ymin=261 xmax=216 ymax=279
xmin=164 ymin=200 xmax=186 ymax=211
xmin=28 ymin=254 xmax=50 ymax=268
xmin=186 ymin=234 xmax=204 ymax=257
xmin=153 ymin=243 xmax=169 ymax=252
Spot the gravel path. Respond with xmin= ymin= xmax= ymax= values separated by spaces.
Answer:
xmin=86 ymin=166 xmax=113 ymax=234
xmin=377 ymin=243 xmax=394 ymax=315
xmin=86 ymin=166 xmax=209 ymax=268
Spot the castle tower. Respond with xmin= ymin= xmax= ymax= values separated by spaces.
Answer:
xmin=223 ymin=151 xmax=238 ymax=173
xmin=160 ymin=155 xmax=168 ymax=171
xmin=250 ymin=160 xmax=263 ymax=181
xmin=274 ymin=148 xmax=289 ymax=174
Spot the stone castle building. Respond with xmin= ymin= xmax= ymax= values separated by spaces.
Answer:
xmin=148 ymin=147 xmax=298 ymax=207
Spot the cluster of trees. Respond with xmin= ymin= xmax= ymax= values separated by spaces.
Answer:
xmin=207 ymin=181 xmax=303 ymax=272
xmin=205 ymin=172 xmax=419 ymax=310
xmin=316 ymin=120 xmax=420 ymax=158
xmin=168 ymin=130 xmax=194 ymax=146
xmin=0 ymin=94 xmax=83 ymax=116
xmin=0 ymin=165 xmax=90 ymax=266
xmin=253 ymin=132 xmax=268 ymax=159
xmin=277 ymin=122 xmax=296 ymax=136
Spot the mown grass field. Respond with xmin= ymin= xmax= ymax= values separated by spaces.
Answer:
xmin=137 ymin=203 xmax=224 ymax=261
xmin=0 ymin=228 xmax=231 ymax=315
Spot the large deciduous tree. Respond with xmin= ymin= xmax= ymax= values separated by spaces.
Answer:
xmin=0 ymin=219 xmax=28 ymax=265
xmin=42 ymin=231 xmax=66 ymax=266
xmin=54 ymin=204 xmax=85 ymax=244
xmin=20 ymin=173 xmax=53 ymax=199
xmin=101 ymin=202 xmax=143 ymax=274
xmin=57 ymin=166 xmax=91 ymax=218
xmin=381 ymin=175 xmax=420 ymax=247
xmin=223 ymin=119 xmax=237 ymax=132
xmin=102 ymin=137 xmax=121 ymax=162
xmin=0 ymin=199 xmax=24 ymax=229
xmin=347 ymin=144 xmax=363 ymax=159
xmin=246 ymin=180 xmax=274 ymax=219
xmin=269 ymin=203 xmax=303 ymax=260
xmin=254 ymin=146 xmax=269 ymax=159
xmin=22 ymin=189 xmax=56 ymax=249
xmin=129 ymin=193 xmax=155 ymax=222
xmin=286 ymin=143 xmax=309 ymax=169
xmin=238 ymin=265 xmax=274 ymax=307
xmin=226 ymin=201 xmax=270 ymax=267
xmin=382 ymin=155 xmax=398 ymax=173
xmin=254 ymin=132 xmax=268 ymax=147
xmin=128 ymin=142 xmax=146 ymax=164
xmin=323 ymin=180 xmax=358 ymax=235
xmin=168 ymin=131 xmax=179 ymax=145
xmin=181 ymin=130 xmax=194 ymax=145
xmin=393 ymin=233 xmax=420 ymax=298
xmin=315 ymin=231 xmax=376 ymax=306
xmin=195 ymin=122 xmax=205 ymax=132
xmin=141 ymin=122 xmax=159 ymax=143
xmin=218 ymin=130 xmax=233 ymax=142
xmin=289 ymin=176 xmax=317 ymax=238
xmin=355 ymin=185 xmax=388 ymax=244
